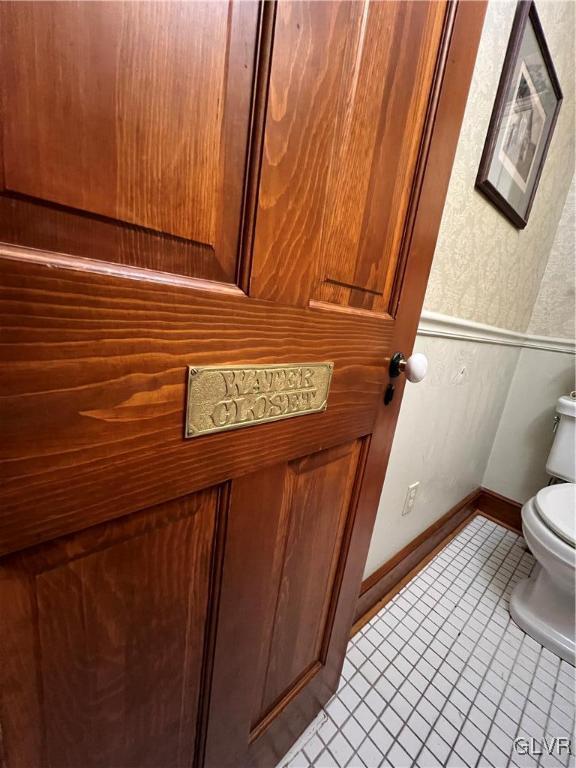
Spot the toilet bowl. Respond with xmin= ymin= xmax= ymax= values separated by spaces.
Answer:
xmin=510 ymin=483 xmax=576 ymax=665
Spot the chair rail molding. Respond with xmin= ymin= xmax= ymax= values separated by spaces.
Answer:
xmin=418 ymin=310 xmax=576 ymax=355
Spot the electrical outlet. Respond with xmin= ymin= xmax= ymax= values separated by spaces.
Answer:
xmin=402 ymin=482 xmax=420 ymax=516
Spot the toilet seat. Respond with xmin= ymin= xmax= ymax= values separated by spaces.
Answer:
xmin=510 ymin=490 xmax=576 ymax=665
xmin=535 ymin=484 xmax=576 ymax=548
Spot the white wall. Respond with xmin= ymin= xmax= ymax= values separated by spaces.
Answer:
xmin=364 ymin=0 xmax=575 ymax=580
xmin=484 ymin=347 xmax=575 ymax=503
xmin=483 ymin=179 xmax=576 ymax=502
xmin=364 ymin=335 xmax=519 ymax=576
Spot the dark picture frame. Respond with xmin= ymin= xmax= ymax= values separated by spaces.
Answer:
xmin=476 ymin=1 xmax=563 ymax=229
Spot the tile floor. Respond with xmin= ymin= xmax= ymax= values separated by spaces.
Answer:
xmin=279 ymin=515 xmax=575 ymax=768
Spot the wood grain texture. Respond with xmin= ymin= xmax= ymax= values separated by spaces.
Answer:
xmin=0 ymin=2 xmax=487 ymax=765
xmin=313 ymin=0 xmax=488 ymax=720
xmin=250 ymin=0 xmax=447 ymax=312
xmin=0 ymin=488 xmax=218 ymax=768
xmin=0 ymin=1 xmax=259 ymax=281
xmin=354 ymin=487 xmax=481 ymax=626
xmin=0 ymin=247 xmax=389 ymax=556
xmin=255 ymin=442 xmax=360 ymax=727
xmin=477 ymin=487 xmax=523 ymax=533
xmin=204 ymin=441 xmax=365 ymax=768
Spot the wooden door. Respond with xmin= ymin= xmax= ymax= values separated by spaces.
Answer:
xmin=0 ymin=2 xmax=485 ymax=767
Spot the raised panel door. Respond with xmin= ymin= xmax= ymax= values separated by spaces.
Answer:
xmin=250 ymin=0 xmax=447 ymax=314
xmin=0 ymin=1 xmax=486 ymax=766
xmin=0 ymin=490 xmax=219 ymax=768
xmin=0 ymin=0 xmax=258 ymax=282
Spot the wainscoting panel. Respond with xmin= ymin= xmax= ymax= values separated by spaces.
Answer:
xmin=364 ymin=333 xmax=521 ymax=579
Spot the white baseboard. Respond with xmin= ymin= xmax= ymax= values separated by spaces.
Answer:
xmin=418 ymin=311 xmax=575 ymax=355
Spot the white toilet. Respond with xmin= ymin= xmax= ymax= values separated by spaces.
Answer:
xmin=510 ymin=394 xmax=576 ymax=666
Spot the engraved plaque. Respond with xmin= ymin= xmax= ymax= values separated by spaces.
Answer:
xmin=185 ymin=363 xmax=334 ymax=438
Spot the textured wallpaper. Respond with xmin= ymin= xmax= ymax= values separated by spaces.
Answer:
xmin=527 ymin=177 xmax=575 ymax=339
xmin=424 ymin=0 xmax=575 ymax=334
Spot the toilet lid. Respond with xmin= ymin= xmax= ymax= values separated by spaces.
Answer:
xmin=535 ymin=484 xmax=576 ymax=547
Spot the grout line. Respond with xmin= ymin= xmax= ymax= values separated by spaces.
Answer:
xmin=410 ymin=527 xmax=525 ymax=768
xmin=323 ymin=519 xmax=501 ymax=763
xmin=536 ymin=659 xmax=563 ymax=768
xmin=310 ymin=521 xmax=487 ymax=761
xmin=281 ymin=516 xmax=575 ymax=768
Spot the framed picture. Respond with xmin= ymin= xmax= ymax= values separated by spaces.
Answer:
xmin=476 ymin=1 xmax=562 ymax=229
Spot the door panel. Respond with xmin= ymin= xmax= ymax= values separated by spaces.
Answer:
xmin=0 ymin=489 xmax=218 ymax=768
xmin=251 ymin=0 xmax=446 ymax=313
xmin=0 ymin=251 xmax=388 ymax=556
xmin=205 ymin=441 xmax=365 ymax=766
xmin=0 ymin=1 xmax=258 ymax=281
xmin=251 ymin=442 xmax=360 ymax=728
xmin=0 ymin=1 xmax=486 ymax=766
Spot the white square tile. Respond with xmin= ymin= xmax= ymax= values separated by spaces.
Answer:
xmin=314 ymin=749 xmax=337 ymax=768
xmin=481 ymin=738 xmax=508 ymax=768
xmin=391 ymin=650 xmax=413 ymax=675
xmin=386 ymin=741 xmax=412 ymax=768
xmin=549 ymin=705 xmax=573 ymax=732
xmin=379 ymin=641 xmax=398 ymax=663
xmin=327 ymin=697 xmax=352 ymax=728
xmin=380 ymin=706 xmax=403 ymax=737
xmin=417 ymin=696 xmax=439 ymax=727
xmin=399 ymin=679 xmax=421 ymax=707
xmin=284 ymin=753 xmax=310 ymax=768
xmin=374 ymin=675 xmax=396 ymax=702
xmin=520 ymin=712 xmax=545 ymax=740
xmin=339 ymin=718 xmax=365 ymax=751
xmin=487 ymin=724 xmax=512 ymax=754
xmin=303 ymin=735 xmax=324 ymax=762
xmin=527 ymin=687 xmax=550 ymax=715
xmin=347 ymin=646 xmax=366 ymax=670
xmin=407 ymin=710 xmax=430 ymax=739
xmin=367 ymin=721 xmax=393 ymax=755
xmin=385 ymin=663 xmax=405 ymax=690
xmin=436 ymin=715 xmax=459 ymax=747
xmin=461 ymin=719 xmax=486 ymax=751
xmin=467 ymin=704 xmax=491 ymax=735
xmin=356 ymin=736 xmax=384 ymax=768
xmin=440 ymin=663 xmax=459 ymax=685
xmin=327 ymin=733 xmax=354 ymax=767
xmin=341 ymin=658 xmax=356 ymax=681
xmin=387 ymin=633 xmax=405 ymax=653
xmin=339 ymin=684 xmax=362 ymax=714
xmin=359 ymin=659 xmax=381 ymax=686
xmin=398 ymin=725 xmax=422 ymax=759
xmin=277 ymin=516 xmax=570 ymax=768
xmin=494 ymin=707 xmax=517 ymax=737
xmin=524 ymin=699 xmax=548 ymax=728
xmin=415 ymin=658 xmax=436 ymax=683
xmin=364 ymin=688 xmax=386 ymax=718
xmin=408 ymin=668 xmax=428 ymax=694
xmin=315 ymin=721 xmax=341 ymax=753
xmin=353 ymin=702 xmax=377 ymax=732
xmin=390 ymin=692 xmax=413 ymax=722
xmin=454 ymin=734 xmax=480 ymax=767
xmin=349 ymin=672 xmax=371 ymax=699
xmin=417 ymin=746 xmax=444 ymax=767
xmin=425 ymin=731 xmax=451 ymax=763
xmin=430 ymin=673 xmax=452 ymax=698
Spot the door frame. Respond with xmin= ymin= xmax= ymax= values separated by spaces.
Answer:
xmin=318 ymin=0 xmax=488 ymax=693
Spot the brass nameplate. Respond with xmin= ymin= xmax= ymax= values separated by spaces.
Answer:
xmin=185 ymin=362 xmax=333 ymax=438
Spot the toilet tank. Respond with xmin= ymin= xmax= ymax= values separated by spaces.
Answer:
xmin=546 ymin=394 xmax=576 ymax=482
